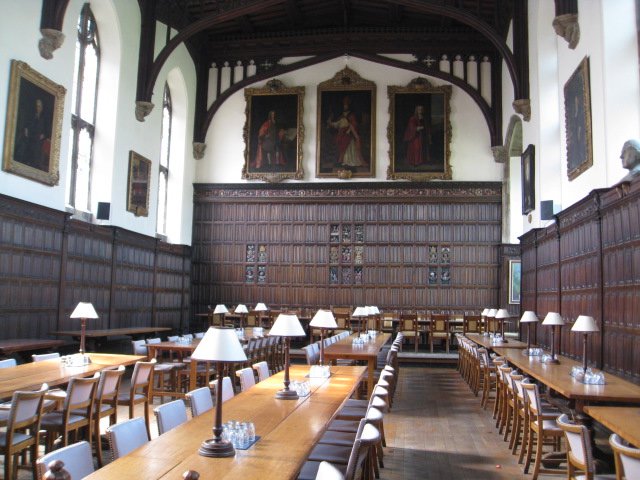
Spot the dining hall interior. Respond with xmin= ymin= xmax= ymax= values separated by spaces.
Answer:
xmin=0 ymin=0 xmax=640 ymax=479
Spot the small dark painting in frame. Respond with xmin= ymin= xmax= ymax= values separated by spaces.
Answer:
xmin=521 ymin=144 xmax=535 ymax=215
xmin=2 ymin=60 xmax=65 ymax=185
xmin=564 ymin=56 xmax=593 ymax=181
xmin=127 ymin=151 xmax=151 ymax=217
xmin=242 ymin=79 xmax=304 ymax=182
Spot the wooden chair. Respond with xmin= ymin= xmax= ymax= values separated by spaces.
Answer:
xmin=36 ymin=440 xmax=94 ymax=480
xmin=522 ymin=382 xmax=566 ymax=479
xmin=610 ymin=433 xmax=640 ymax=480
xmin=154 ymin=399 xmax=188 ymax=435
xmin=0 ymin=384 xmax=47 ymax=480
xmin=116 ymin=360 xmax=154 ymax=438
xmin=399 ymin=312 xmax=418 ymax=352
xmin=463 ymin=315 xmax=482 ymax=334
xmin=185 ymin=387 xmax=213 ymax=417
xmin=429 ymin=313 xmax=450 ymax=353
xmin=381 ymin=312 xmax=396 ymax=333
xmin=209 ymin=377 xmax=235 ymax=404
xmin=41 ymin=376 xmax=99 ymax=453
xmin=106 ymin=417 xmax=149 ymax=460
xmin=556 ymin=414 xmax=616 ymax=480
xmin=252 ymin=361 xmax=270 ymax=382
xmin=236 ymin=367 xmax=257 ymax=392
xmin=93 ymin=365 xmax=125 ymax=467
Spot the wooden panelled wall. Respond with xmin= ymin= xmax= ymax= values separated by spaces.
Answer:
xmin=192 ymin=182 xmax=504 ymax=315
xmin=0 ymin=194 xmax=191 ymax=339
xmin=520 ymin=179 xmax=640 ymax=383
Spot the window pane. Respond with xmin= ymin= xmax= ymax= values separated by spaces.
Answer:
xmin=80 ymin=43 xmax=98 ymax=121
xmin=75 ymin=128 xmax=92 ymax=211
xmin=157 ymin=173 xmax=167 ymax=234
xmin=160 ymin=109 xmax=170 ymax=168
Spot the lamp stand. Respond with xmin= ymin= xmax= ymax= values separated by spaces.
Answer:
xmin=319 ymin=328 xmax=325 ymax=366
xmin=546 ymin=326 xmax=560 ymax=364
xmin=78 ymin=317 xmax=91 ymax=364
xmin=524 ymin=323 xmax=540 ymax=356
xmin=499 ymin=319 xmax=509 ymax=343
xmin=581 ymin=332 xmax=588 ymax=374
xmin=276 ymin=337 xmax=298 ymax=400
xmin=199 ymin=363 xmax=235 ymax=457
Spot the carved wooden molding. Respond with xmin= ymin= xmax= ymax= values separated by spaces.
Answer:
xmin=512 ymin=99 xmax=531 ymax=121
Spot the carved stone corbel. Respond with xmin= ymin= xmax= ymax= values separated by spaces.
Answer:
xmin=135 ymin=101 xmax=154 ymax=122
xmin=512 ymin=99 xmax=531 ymax=122
xmin=491 ymin=146 xmax=509 ymax=164
xmin=552 ymin=14 xmax=580 ymax=50
xmin=193 ymin=142 xmax=206 ymax=160
xmin=38 ymin=29 xmax=65 ymax=60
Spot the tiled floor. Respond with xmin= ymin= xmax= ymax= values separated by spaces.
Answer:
xmin=10 ymin=363 xmax=615 ymax=479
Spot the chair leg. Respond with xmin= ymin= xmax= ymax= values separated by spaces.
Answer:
xmin=144 ymin=400 xmax=151 ymax=439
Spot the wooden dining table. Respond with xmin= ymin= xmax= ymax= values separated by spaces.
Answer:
xmin=84 ymin=364 xmax=366 ymax=480
xmin=583 ymin=406 xmax=640 ymax=447
xmin=493 ymin=347 xmax=640 ymax=412
xmin=53 ymin=327 xmax=173 ymax=351
xmin=0 ymin=353 xmax=145 ymax=400
xmin=323 ymin=332 xmax=391 ymax=398
xmin=465 ymin=333 xmax=529 ymax=350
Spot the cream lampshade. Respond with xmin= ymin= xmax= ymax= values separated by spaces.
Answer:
xmin=519 ymin=310 xmax=539 ymax=356
xmin=309 ymin=309 xmax=337 ymax=367
xmin=212 ymin=304 xmax=228 ymax=327
xmin=254 ymin=303 xmax=268 ymax=311
xmin=70 ymin=302 xmax=99 ymax=362
xmin=269 ymin=313 xmax=306 ymax=399
xmin=351 ymin=306 xmax=368 ymax=334
xmin=542 ymin=312 xmax=564 ymax=364
xmin=234 ymin=304 xmax=249 ymax=328
xmin=571 ymin=315 xmax=599 ymax=373
xmin=191 ymin=326 xmax=247 ymax=458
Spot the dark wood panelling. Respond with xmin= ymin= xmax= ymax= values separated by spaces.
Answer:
xmin=0 ymin=194 xmax=191 ymax=340
xmin=191 ymin=182 xmax=502 ymax=316
xmin=520 ymin=180 xmax=640 ymax=383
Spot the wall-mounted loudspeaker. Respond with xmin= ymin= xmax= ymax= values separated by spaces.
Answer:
xmin=540 ymin=200 xmax=554 ymax=220
xmin=96 ymin=202 xmax=110 ymax=220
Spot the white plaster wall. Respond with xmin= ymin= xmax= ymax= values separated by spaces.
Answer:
xmin=200 ymin=56 xmax=502 ymax=183
xmin=0 ymin=1 xmax=196 ymax=245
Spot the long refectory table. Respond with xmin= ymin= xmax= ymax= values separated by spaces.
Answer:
xmin=323 ymin=333 xmax=391 ymax=398
xmin=85 ymin=364 xmax=366 ymax=480
xmin=493 ymin=347 xmax=640 ymax=412
xmin=465 ymin=333 xmax=528 ymax=349
xmin=0 ymin=353 xmax=145 ymax=400
xmin=583 ymin=406 xmax=640 ymax=447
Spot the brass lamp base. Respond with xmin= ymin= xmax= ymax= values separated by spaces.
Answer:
xmin=275 ymin=388 xmax=299 ymax=400
xmin=198 ymin=438 xmax=235 ymax=457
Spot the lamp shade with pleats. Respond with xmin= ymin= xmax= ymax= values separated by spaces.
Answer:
xmin=269 ymin=314 xmax=305 ymax=337
xmin=234 ymin=304 xmax=248 ymax=314
xmin=254 ymin=303 xmax=268 ymax=311
xmin=309 ymin=309 xmax=337 ymax=329
xmin=495 ymin=308 xmax=510 ymax=319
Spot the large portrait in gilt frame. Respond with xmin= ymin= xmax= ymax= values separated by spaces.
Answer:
xmin=316 ymin=67 xmax=376 ymax=178
xmin=242 ymin=79 xmax=304 ymax=182
xmin=2 ymin=60 xmax=65 ymax=185
xmin=127 ymin=151 xmax=151 ymax=217
xmin=564 ymin=56 xmax=592 ymax=181
xmin=387 ymin=78 xmax=452 ymax=180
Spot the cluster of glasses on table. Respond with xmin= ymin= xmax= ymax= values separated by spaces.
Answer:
xmin=352 ymin=330 xmax=377 ymax=346
xmin=290 ymin=380 xmax=311 ymax=396
xmin=176 ymin=336 xmax=193 ymax=344
xmin=489 ymin=333 xmax=504 ymax=344
xmin=60 ymin=354 xmax=90 ymax=367
xmin=570 ymin=366 xmax=606 ymax=384
xmin=251 ymin=327 xmax=265 ymax=337
xmin=222 ymin=420 xmax=257 ymax=449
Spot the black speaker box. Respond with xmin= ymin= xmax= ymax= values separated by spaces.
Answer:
xmin=540 ymin=200 xmax=554 ymax=220
xmin=96 ymin=202 xmax=110 ymax=220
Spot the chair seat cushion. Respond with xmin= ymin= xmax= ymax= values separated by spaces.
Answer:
xmin=0 ymin=431 xmax=32 ymax=447
xmin=297 ymin=460 xmax=347 ymax=480
xmin=327 ymin=419 xmax=360 ymax=432
xmin=307 ymin=443 xmax=352 ymax=463
xmin=318 ymin=430 xmax=357 ymax=446
xmin=41 ymin=411 xmax=89 ymax=428
xmin=118 ymin=393 xmax=146 ymax=403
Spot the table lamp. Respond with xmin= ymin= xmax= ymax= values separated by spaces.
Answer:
xmin=351 ymin=306 xmax=368 ymax=335
xmin=254 ymin=302 xmax=269 ymax=328
xmin=309 ymin=309 xmax=337 ymax=368
xmin=494 ymin=308 xmax=510 ymax=342
xmin=191 ymin=326 xmax=247 ymax=457
xmin=542 ymin=312 xmax=564 ymax=364
xmin=520 ymin=310 xmax=540 ymax=356
xmin=70 ymin=302 xmax=99 ymax=364
xmin=212 ymin=304 xmax=228 ymax=326
xmin=269 ymin=313 xmax=306 ymax=399
xmin=234 ymin=304 xmax=248 ymax=328
xmin=480 ymin=308 xmax=490 ymax=335
xmin=367 ymin=306 xmax=380 ymax=331
xmin=571 ymin=315 xmax=599 ymax=374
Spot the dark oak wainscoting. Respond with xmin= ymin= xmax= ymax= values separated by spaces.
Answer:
xmin=192 ymin=182 xmax=503 ymax=315
xmin=520 ymin=178 xmax=640 ymax=383
xmin=0 ymin=195 xmax=191 ymax=340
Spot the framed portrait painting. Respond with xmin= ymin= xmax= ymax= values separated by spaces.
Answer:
xmin=242 ymin=79 xmax=304 ymax=182
xmin=387 ymin=78 xmax=452 ymax=180
xmin=316 ymin=67 xmax=376 ymax=178
xmin=2 ymin=60 xmax=65 ymax=185
xmin=509 ymin=260 xmax=521 ymax=304
xmin=521 ymin=144 xmax=535 ymax=215
xmin=127 ymin=151 xmax=151 ymax=217
xmin=564 ymin=56 xmax=593 ymax=181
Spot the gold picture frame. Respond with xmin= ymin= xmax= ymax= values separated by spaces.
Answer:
xmin=2 ymin=60 xmax=65 ymax=185
xmin=127 ymin=151 xmax=151 ymax=217
xmin=387 ymin=78 xmax=452 ymax=181
xmin=316 ymin=67 xmax=376 ymax=178
xmin=242 ymin=79 xmax=304 ymax=182
xmin=564 ymin=56 xmax=593 ymax=181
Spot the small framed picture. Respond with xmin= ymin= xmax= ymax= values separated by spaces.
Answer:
xmin=509 ymin=260 xmax=522 ymax=304
xmin=127 ymin=151 xmax=152 ymax=217
xmin=521 ymin=144 xmax=535 ymax=215
xmin=564 ymin=56 xmax=593 ymax=181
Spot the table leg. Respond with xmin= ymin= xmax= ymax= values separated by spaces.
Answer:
xmin=190 ymin=359 xmax=197 ymax=392
xmin=367 ymin=359 xmax=374 ymax=398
